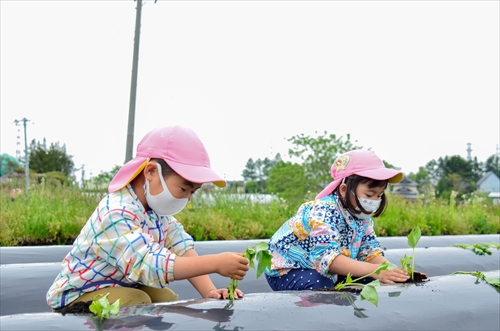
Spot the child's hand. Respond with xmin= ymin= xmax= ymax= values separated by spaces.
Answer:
xmin=374 ymin=268 xmax=410 ymax=284
xmin=205 ymin=288 xmax=244 ymax=300
xmin=215 ymin=252 xmax=249 ymax=280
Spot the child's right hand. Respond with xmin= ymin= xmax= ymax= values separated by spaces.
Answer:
xmin=216 ymin=252 xmax=250 ymax=280
xmin=374 ymin=268 xmax=410 ymax=284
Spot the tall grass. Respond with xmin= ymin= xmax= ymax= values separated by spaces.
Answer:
xmin=0 ymin=181 xmax=498 ymax=246
xmin=377 ymin=192 xmax=500 ymax=236
xmin=0 ymin=178 xmax=101 ymax=246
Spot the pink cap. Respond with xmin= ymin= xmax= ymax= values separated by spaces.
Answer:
xmin=315 ymin=150 xmax=404 ymax=200
xmin=108 ymin=125 xmax=226 ymax=193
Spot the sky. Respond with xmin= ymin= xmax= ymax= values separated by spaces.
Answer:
xmin=1 ymin=0 xmax=499 ymax=182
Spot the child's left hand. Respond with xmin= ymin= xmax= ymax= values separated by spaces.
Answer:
xmin=205 ymin=288 xmax=244 ymax=300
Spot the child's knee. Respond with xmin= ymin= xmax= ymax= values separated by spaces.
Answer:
xmin=137 ymin=285 xmax=179 ymax=303
xmin=119 ymin=288 xmax=152 ymax=306
xmin=75 ymin=287 xmax=152 ymax=307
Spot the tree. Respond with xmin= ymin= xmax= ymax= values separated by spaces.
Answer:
xmin=93 ymin=165 xmax=121 ymax=187
xmin=484 ymin=154 xmax=500 ymax=178
xmin=424 ymin=159 xmax=440 ymax=186
xmin=241 ymin=154 xmax=282 ymax=193
xmin=28 ymin=138 xmax=74 ymax=177
xmin=242 ymin=158 xmax=258 ymax=182
xmin=267 ymin=161 xmax=308 ymax=206
xmin=435 ymin=155 xmax=481 ymax=199
xmin=244 ymin=180 xmax=259 ymax=193
xmin=287 ymin=131 xmax=362 ymax=194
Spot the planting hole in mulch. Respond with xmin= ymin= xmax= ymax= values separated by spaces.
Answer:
xmin=54 ymin=301 xmax=92 ymax=315
xmin=404 ymin=271 xmax=429 ymax=283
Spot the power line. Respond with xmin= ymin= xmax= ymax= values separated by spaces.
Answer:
xmin=14 ymin=118 xmax=31 ymax=195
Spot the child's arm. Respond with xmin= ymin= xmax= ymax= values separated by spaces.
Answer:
xmin=330 ymin=254 xmax=409 ymax=284
xmin=173 ymin=249 xmax=248 ymax=298
xmin=184 ymin=249 xmax=245 ymax=299
xmin=329 ymin=254 xmax=381 ymax=277
xmin=173 ymin=250 xmax=248 ymax=280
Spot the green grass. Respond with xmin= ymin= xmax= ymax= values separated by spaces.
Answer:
xmin=1 ymin=182 xmax=498 ymax=246
xmin=377 ymin=193 xmax=499 ymax=237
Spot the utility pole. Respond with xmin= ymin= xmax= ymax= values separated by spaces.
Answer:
xmin=125 ymin=0 xmax=143 ymax=163
xmin=14 ymin=118 xmax=30 ymax=195
xmin=81 ymin=164 xmax=85 ymax=189
xmin=466 ymin=143 xmax=472 ymax=161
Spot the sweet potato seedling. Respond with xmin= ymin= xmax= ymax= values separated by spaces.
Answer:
xmin=452 ymin=242 xmax=500 ymax=256
xmin=401 ymin=226 xmax=421 ymax=280
xmin=452 ymin=271 xmax=500 ymax=289
xmin=89 ymin=293 xmax=121 ymax=319
xmin=227 ymin=241 xmax=272 ymax=301
xmin=334 ymin=261 xmax=397 ymax=307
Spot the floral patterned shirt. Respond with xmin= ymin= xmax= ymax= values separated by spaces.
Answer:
xmin=265 ymin=193 xmax=384 ymax=282
xmin=46 ymin=184 xmax=194 ymax=309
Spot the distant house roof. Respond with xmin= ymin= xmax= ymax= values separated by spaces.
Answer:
xmin=477 ymin=171 xmax=500 ymax=187
xmin=392 ymin=177 xmax=418 ymax=187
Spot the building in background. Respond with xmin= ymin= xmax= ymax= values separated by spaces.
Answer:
xmin=477 ymin=171 xmax=500 ymax=205
xmin=391 ymin=177 xmax=419 ymax=200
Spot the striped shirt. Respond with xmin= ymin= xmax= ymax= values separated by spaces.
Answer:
xmin=265 ymin=193 xmax=384 ymax=283
xmin=46 ymin=184 xmax=194 ymax=309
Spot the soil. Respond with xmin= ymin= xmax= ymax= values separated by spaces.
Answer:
xmin=405 ymin=271 xmax=428 ymax=283
xmin=54 ymin=301 xmax=92 ymax=316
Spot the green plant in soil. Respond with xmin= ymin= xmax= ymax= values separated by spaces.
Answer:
xmin=452 ymin=271 xmax=500 ymax=289
xmin=451 ymin=242 xmax=500 ymax=256
xmin=87 ymin=293 xmax=122 ymax=331
xmin=227 ymin=241 xmax=272 ymax=301
xmin=89 ymin=293 xmax=121 ymax=319
xmin=334 ymin=261 xmax=397 ymax=307
xmin=400 ymin=226 xmax=421 ymax=280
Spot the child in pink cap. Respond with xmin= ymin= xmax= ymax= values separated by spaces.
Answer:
xmin=47 ymin=125 xmax=249 ymax=311
xmin=265 ymin=150 xmax=411 ymax=291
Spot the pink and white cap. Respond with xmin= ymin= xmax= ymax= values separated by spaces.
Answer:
xmin=108 ymin=125 xmax=226 ymax=193
xmin=315 ymin=150 xmax=404 ymax=200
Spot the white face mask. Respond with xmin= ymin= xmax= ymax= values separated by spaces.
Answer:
xmin=351 ymin=197 xmax=382 ymax=219
xmin=144 ymin=163 xmax=188 ymax=216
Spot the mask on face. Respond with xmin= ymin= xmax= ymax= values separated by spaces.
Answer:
xmin=351 ymin=197 xmax=382 ymax=219
xmin=144 ymin=163 xmax=188 ymax=216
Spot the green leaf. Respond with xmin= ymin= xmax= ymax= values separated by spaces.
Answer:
xmin=360 ymin=284 xmax=379 ymax=307
xmin=89 ymin=300 xmax=102 ymax=317
xmin=407 ymin=226 xmax=421 ymax=249
xmin=88 ymin=293 xmax=121 ymax=319
xmin=373 ymin=262 xmax=396 ymax=275
xmin=109 ymin=298 xmax=121 ymax=315
xmin=255 ymin=250 xmax=272 ymax=278
xmin=485 ymin=277 xmax=500 ymax=288
xmin=227 ymin=241 xmax=271 ymax=302
xmin=243 ymin=246 xmax=256 ymax=269
xmin=400 ymin=255 xmax=412 ymax=272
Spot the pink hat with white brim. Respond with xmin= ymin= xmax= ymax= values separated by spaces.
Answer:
xmin=315 ymin=150 xmax=404 ymax=200
xmin=108 ymin=125 xmax=226 ymax=193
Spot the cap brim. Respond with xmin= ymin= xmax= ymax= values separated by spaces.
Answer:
xmin=356 ymin=168 xmax=404 ymax=184
xmin=315 ymin=178 xmax=342 ymax=200
xmin=108 ymin=157 xmax=149 ymax=193
xmin=166 ymin=160 xmax=226 ymax=188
